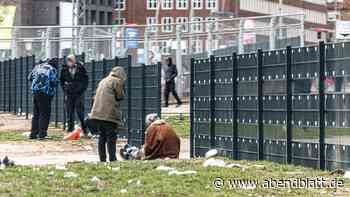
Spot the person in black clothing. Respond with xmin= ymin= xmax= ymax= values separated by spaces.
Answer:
xmin=28 ymin=58 xmax=59 ymax=139
xmin=164 ymin=57 xmax=182 ymax=107
xmin=60 ymin=54 xmax=89 ymax=134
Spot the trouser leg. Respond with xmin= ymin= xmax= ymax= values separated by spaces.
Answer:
xmin=164 ymin=83 xmax=171 ymax=106
xmin=170 ymin=82 xmax=182 ymax=105
xmin=98 ymin=126 xmax=107 ymax=162
xmin=105 ymin=127 xmax=117 ymax=162
xmin=66 ymin=95 xmax=76 ymax=132
xmin=30 ymin=94 xmax=40 ymax=138
xmin=75 ymin=95 xmax=86 ymax=133
xmin=38 ymin=94 xmax=51 ymax=138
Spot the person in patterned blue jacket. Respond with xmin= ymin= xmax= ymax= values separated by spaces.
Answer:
xmin=28 ymin=58 xmax=58 ymax=139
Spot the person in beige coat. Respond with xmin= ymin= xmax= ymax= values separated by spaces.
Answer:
xmin=88 ymin=66 xmax=127 ymax=162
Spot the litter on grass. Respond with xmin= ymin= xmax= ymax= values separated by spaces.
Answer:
xmin=156 ymin=165 xmax=175 ymax=171
xmin=168 ymin=170 xmax=197 ymax=176
xmin=344 ymin=171 xmax=350 ymax=179
xmin=64 ymin=171 xmax=79 ymax=178
xmin=91 ymin=176 xmax=100 ymax=182
xmin=203 ymin=158 xmax=226 ymax=168
xmin=55 ymin=165 xmax=66 ymax=170
xmin=205 ymin=149 xmax=218 ymax=158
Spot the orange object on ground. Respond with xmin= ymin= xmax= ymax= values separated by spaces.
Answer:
xmin=64 ymin=127 xmax=82 ymax=140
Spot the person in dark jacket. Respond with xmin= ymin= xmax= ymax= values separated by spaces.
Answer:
xmin=60 ymin=54 xmax=89 ymax=134
xmin=28 ymin=58 xmax=59 ymax=139
xmin=87 ymin=66 xmax=127 ymax=162
xmin=164 ymin=57 xmax=182 ymax=107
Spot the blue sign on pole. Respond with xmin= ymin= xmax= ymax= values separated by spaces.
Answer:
xmin=125 ymin=28 xmax=138 ymax=49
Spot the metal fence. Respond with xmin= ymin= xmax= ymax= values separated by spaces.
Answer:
xmin=0 ymin=55 xmax=161 ymax=147
xmin=190 ymin=41 xmax=350 ymax=170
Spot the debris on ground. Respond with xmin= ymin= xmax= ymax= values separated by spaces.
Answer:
xmin=22 ymin=132 xmax=31 ymax=137
xmin=64 ymin=171 xmax=79 ymax=178
xmin=55 ymin=164 xmax=66 ymax=170
xmin=226 ymin=163 xmax=244 ymax=168
xmin=91 ymin=176 xmax=100 ymax=182
xmin=330 ymin=169 xmax=345 ymax=176
xmin=205 ymin=149 xmax=218 ymax=158
xmin=203 ymin=158 xmax=226 ymax=168
xmin=344 ymin=171 xmax=350 ymax=179
xmin=168 ymin=170 xmax=197 ymax=176
xmin=111 ymin=167 xmax=120 ymax=171
xmin=156 ymin=165 xmax=175 ymax=171
xmin=48 ymin=171 xmax=55 ymax=176
xmin=120 ymin=189 xmax=127 ymax=193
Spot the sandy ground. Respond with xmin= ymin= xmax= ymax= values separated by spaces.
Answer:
xmin=0 ymin=112 xmax=190 ymax=166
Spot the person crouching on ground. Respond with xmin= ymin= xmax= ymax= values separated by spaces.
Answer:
xmin=60 ymin=54 xmax=89 ymax=135
xmin=88 ymin=66 xmax=127 ymax=162
xmin=28 ymin=58 xmax=58 ymax=139
xmin=120 ymin=113 xmax=180 ymax=160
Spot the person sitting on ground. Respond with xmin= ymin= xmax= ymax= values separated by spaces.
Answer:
xmin=87 ymin=66 xmax=127 ymax=162
xmin=120 ymin=113 xmax=181 ymax=160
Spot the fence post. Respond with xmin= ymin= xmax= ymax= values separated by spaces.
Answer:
xmin=91 ymin=60 xmax=96 ymax=98
xmin=157 ymin=62 xmax=162 ymax=119
xmin=20 ymin=57 xmax=23 ymax=115
xmin=190 ymin=58 xmax=195 ymax=158
xmin=63 ymin=56 xmax=67 ymax=130
xmin=25 ymin=56 xmax=30 ymax=119
xmin=319 ymin=41 xmax=326 ymax=170
xmin=0 ymin=61 xmax=2 ymax=112
xmin=4 ymin=60 xmax=7 ymax=112
xmin=257 ymin=49 xmax=264 ymax=161
xmin=141 ymin=64 xmax=146 ymax=145
xmin=209 ymin=55 xmax=216 ymax=148
xmin=8 ymin=59 xmax=12 ymax=112
xmin=232 ymin=53 xmax=238 ymax=160
xmin=286 ymin=46 xmax=293 ymax=164
xmin=127 ymin=55 xmax=132 ymax=143
xmin=14 ymin=58 xmax=17 ymax=114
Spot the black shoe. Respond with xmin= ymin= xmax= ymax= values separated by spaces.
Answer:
xmin=29 ymin=133 xmax=38 ymax=140
xmin=163 ymin=104 xmax=169 ymax=108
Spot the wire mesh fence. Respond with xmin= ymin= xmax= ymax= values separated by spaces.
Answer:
xmin=0 ymin=55 xmax=161 ymax=147
xmin=190 ymin=41 xmax=350 ymax=171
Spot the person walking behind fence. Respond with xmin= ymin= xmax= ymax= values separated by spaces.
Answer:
xmin=164 ymin=57 xmax=182 ymax=108
xmin=60 ymin=54 xmax=89 ymax=134
xmin=28 ymin=58 xmax=59 ymax=139
xmin=87 ymin=66 xmax=127 ymax=162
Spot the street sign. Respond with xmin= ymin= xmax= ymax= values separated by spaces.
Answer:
xmin=336 ymin=20 xmax=350 ymax=40
xmin=125 ymin=28 xmax=139 ymax=48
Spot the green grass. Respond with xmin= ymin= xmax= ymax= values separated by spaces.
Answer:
xmin=0 ymin=159 xmax=347 ymax=196
xmin=165 ymin=115 xmax=190 ymax=138
xmin=0 ymin=129 xmax=64 ymax=141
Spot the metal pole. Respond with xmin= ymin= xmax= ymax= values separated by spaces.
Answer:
xmin=269 ymin=17 xmax=277 ymax=51
xmin=286 ymin=46 xmax=292 ymax=164
xmin=257 ymin=49 xmax=264 ymax=160
xmin=319 ymin=41 xmax=326 ymax=170
xmin=209 ymin=55 xmax=216 ymax=148
xmin=141 ymin=64 xmax=146 ymax=146
xmin=8 ymin=59 xmax=12 ymax=112
xmin=300 ymin=14 xmax=305 ymax=47
xmin=190 ymin=58 xmax=195 ymax=158
xmin=144 ymin=28 xmax=150 ymax=65
xmin=20 ymin=57 xmax=23 ymax=115
xmin=14 ymin=58 xmax=17 ymax=114
xmin=238 ymin=19 xmax=244 ymax=54
xmin=175 ymin=25 xmax=183 ymax=97
xmin=111 ymin=26 xmax=117 ymax=58
xmin=11 ymin=28 xmax=17 ymax=58
xmin=207 ymin=22 xmax=214 ymax=57
xmin=45 ymin=27 xmax=51 ymax=59
xmin=157 ymin=62 xmax=162 ymax=118
xmin=232 ymin=52 xmax=238 ymax=160
xmin=3 ymin=60 xmax=7 ymax=112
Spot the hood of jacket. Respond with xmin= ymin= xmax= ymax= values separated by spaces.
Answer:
xmin=110 ymin=66 xmax=127 ymax=82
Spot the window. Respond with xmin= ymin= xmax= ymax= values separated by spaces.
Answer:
xmin=176 ymin=0 xmax=188 ymax=9
xmin=162 ymin=17 xmax=173 ymax=32
xmin=115 ymin=18 xmax=126 ymax=25
xmin=190 ymin=39 xmax=203 ymax=54
xmin=99 ymin=11 xmax=105 ymax=25
xmin=206 ymin=17 xmax=218 ymax=32
xmin=162 ymin=0 xmax=173 ymax=9
xmin=161 ymin=40 xmax=172 ymax=55
xmin=147 ymin=0 xmax=158 ymax=9
xmin=192 ymin=0 xmax=202 ymax=9
xmin=207 ymin=0 xmax=217 ymax=9
xmin=176 ymin=17 xmax=188 ymax=32
xmin=147 ymin=17 xmax=157 ymax=32
xmin=191 ymin=17 xmax=203 ymax=33
xmin=115 ymin=0 xmax=125 ymax=10
xmin=107 ymin=12 xmax=113 ymax=25
xmin=100 ymin=0 xmax=105 ymax=5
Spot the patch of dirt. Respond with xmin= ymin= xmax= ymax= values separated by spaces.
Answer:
xmin=0 ymin=113 xmax=31 ymax=131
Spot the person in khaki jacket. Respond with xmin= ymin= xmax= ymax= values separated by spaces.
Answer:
xmin=87 ymin=66 xmax=127 ymax=162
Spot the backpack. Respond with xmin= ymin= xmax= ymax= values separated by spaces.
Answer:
xmin=30 ymin=63 xmax=58 ymax=96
